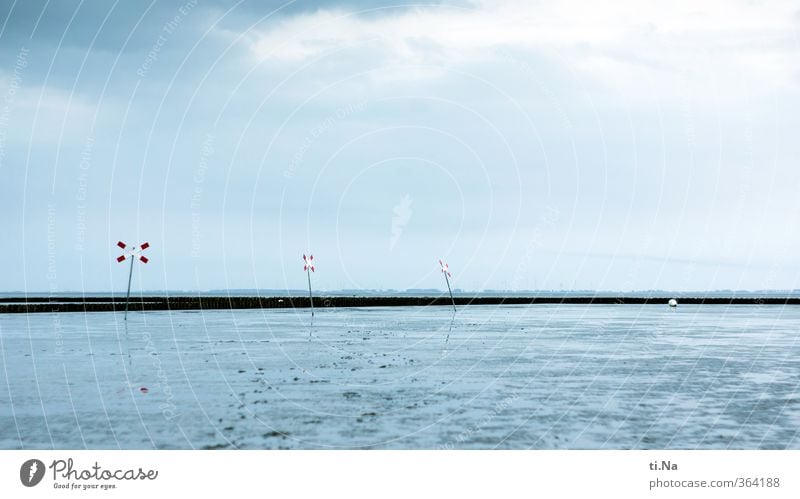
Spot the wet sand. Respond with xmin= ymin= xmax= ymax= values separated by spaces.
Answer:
xmin=1 ymin=304 xmax=798 ymax=449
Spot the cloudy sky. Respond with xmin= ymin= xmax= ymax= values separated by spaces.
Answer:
xmin=1 ymin=0 xmax=799 ymax=293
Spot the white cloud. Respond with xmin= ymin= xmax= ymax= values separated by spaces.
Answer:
xmin=4 ymin=83 xmax=96 ymax=145
xmin=242 ymin=0 xmax=799 ymax=97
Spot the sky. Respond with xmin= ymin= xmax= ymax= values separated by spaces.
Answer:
xmin=1 ymin=0 xmax=799 ymax=294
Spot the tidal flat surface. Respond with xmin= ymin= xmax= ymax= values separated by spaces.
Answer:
xmin=1 ymin=304 xmax=798 ymax=449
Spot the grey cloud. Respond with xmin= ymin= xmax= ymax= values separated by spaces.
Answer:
xmin=0 ymin=0 xmax=451 ymax=53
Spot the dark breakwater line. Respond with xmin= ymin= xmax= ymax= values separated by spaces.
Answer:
xmin=1 ymin=296 xmax=799 ymax=314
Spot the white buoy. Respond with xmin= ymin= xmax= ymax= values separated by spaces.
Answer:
xmin=668 ymin=298 xmax=678 ymax=308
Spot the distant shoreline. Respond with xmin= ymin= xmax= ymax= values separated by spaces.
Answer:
xmin=1 ymin=296 xmax=798 ymax=314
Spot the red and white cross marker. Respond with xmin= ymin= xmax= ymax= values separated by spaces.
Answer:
xmin=117 ymin=241 xmax=150 ymax=264
xmin=116 ymin=241 xmax=150 ymax=320
xmin=439 ymin=259 xmax=456 ymax=312
xmin=303 ymin=254 xmax=315 ymax=272
xmin=439 ymin=259 xmax=451 ymax=278
xmin=303 ymin=254 xmax=315 ymax=317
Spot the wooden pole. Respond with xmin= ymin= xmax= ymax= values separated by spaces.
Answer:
xmin=444 ymin=272 xmax=456 ymax=313
xmin=307 ymin=268 xmax=314 ymax=317
xmin=124 ymin=253 xmax=134 ymax=320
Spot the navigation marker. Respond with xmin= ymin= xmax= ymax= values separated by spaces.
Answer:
xmin=116 ymin=241 xmax=149 ymax=320
xmin=303 ymin=254 xmax=315 ymax=317
xmin=439 ymin=259 xmax=456 ymax=313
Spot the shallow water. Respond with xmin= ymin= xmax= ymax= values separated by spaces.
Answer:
xmin=1 ymin=304 xmax=798 ymax=449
